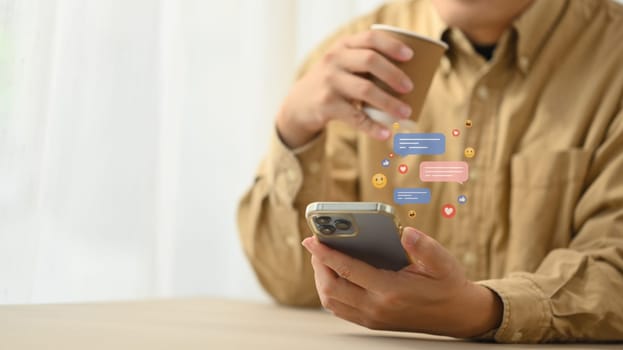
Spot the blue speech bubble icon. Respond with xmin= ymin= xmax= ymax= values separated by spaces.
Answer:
xmin=394 ymin=133 xmax=446 ymax=156
xmin=393 ymin=188 xmax=432 ymax=205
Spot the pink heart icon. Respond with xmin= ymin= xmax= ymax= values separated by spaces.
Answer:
xmin=441 ymin=204 xmax=456 ymax=218
xmin=398 ymin=164 xmax=408 ymax=174
xmin=452 ymin=129 xmax=460 ymax=137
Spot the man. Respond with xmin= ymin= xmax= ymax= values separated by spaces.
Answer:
xmin=238 ymin=0 xmax=623 ymax=342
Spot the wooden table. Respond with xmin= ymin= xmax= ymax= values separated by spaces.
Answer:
xmin=0 ymin=298 xmax=618 ymax=349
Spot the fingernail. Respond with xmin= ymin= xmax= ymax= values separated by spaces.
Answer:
xmin=400 ymin=46 xmax=413 ymax=60
xmin=401 ymin=78 xmax=413 ymax=91
xmin=399 ymin=105 xmax=412 ymax=118
xmin=405 ymin=227 xmax=421 ymax=244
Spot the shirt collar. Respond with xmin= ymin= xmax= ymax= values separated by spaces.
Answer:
xmin=432 ymin=0 xmax=569 ymax=75
xmin=512 ymin=0 xmax=569 ymax=74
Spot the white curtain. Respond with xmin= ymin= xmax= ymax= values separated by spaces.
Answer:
xmin=0 ymin=0 xmax=384 ymax=304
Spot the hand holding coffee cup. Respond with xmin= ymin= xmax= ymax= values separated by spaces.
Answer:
xmin=276 ymin=25 xmax=445 ymax=148
xmin=363 ymin=24 xmax=448 ymax=131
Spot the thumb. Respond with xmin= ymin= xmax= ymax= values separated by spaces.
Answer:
xmin=401 ymin=227 xmax=455 ymax=279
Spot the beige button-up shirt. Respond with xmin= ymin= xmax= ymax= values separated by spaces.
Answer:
xmin=238 ymin=0 xmax=623 ymax=342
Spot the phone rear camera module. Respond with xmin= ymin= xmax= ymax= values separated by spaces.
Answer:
xmin=318 ymin=225 xmax=336 ymax=235
xmin=315 ymin=216 xmax=332 ymax=225
xmin=334 ymin=219 xmax=352 ymax=231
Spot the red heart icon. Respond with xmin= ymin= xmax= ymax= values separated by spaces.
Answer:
xmin=452 ymin=129 xmax=460 ymax=137
xmin=441 ymin=204 xmax=456 ymax=218
xmin=398 ymin=164 xmax=408 ymax=174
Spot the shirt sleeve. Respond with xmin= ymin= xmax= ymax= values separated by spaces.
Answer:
xmin=478 ymin=106 xmax=623 ymax=342
xmin=238 ymin=121 xmax=363 ymax=306
xmin=238 ymin=130 xmax=322 ymax=306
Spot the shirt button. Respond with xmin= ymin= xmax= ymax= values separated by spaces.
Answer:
xmin=286 ymin=169 xmax=297 ymax=183
xmin=519 ymin=56 xmax=530 ymax=71
xmin=308 ymin=161 xmax=320 ymax=174
xmin=462 ymin=252 xmax=476 ymax=266
xmin=477 ymin=85 xmax=489 ymax=100
xmin=286 ymin=236 xmax=298 ymax=247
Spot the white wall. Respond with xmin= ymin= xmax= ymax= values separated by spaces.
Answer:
xmin=154 ymin=0 xmax=385 ymax=302
xmin=0 ymin=0 xmax=384 ymax=304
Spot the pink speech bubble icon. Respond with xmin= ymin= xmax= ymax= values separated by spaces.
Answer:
xmin=419 ymin=161 xmax=469 ymax=184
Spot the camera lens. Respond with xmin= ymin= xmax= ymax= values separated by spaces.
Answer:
xmin=315 ymin=216 xmax=332 ymax=225
xmin=334 ymin=219 xmax=351 ymax=231
xmin=318 ymin=225 xmax=336 ymax=235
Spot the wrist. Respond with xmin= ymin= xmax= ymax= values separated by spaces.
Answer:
xmin=276 ymin=103 xmax=324 ymax=149
xmin=463 ymin=282 xmax=503 ymax=337
xmin=276 ymin=105 xmax=323 ymax=149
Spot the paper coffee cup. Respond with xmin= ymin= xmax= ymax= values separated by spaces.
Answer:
xmin=364 ymin=24 xmax=448 ymax=131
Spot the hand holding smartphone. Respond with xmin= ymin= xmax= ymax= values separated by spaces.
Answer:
xmin=305 ymin=202 xmax=411 ymax=271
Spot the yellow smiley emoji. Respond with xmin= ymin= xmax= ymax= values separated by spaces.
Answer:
xmin=372 ymin=173 xmax=387 ymax=189
xmin=464 ymin=147 xmax=476 ymax=158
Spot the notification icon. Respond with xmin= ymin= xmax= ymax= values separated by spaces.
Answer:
xmin=458 ymin=195 xmax=467 ymax=205
xmin=441 ymin=204 xmax=456 ymax=219
xmin=398 ymin=164 xmax=409 ymax=175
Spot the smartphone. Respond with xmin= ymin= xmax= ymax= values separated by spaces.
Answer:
xmin=305 ymin=202 xmax=411 ymax=271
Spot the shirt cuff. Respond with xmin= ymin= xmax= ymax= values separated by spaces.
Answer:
xmin=266 ymin=129 xmax=326 ymax=205
xmin=290 ymin=132 xmax=324 ymax=155
xmin=477 ymin=274 xmax=552 ymax=343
